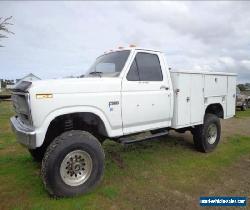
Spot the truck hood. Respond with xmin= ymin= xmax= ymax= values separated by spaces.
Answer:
xmin=28 ymin=77 xmax=122 ymax=95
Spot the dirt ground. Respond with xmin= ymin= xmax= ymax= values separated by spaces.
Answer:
xmin=104 ymin=116 xmax=250 ymax=210
xmin=160 ymin=116 xmax=250 ymax=210
xmin=126 ymin=157 xmax=250 ymax=210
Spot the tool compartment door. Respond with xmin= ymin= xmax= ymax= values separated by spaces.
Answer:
xmin=171 ymin=73 xmax=191 ymax=127
xmin=226 ymin=76 xmax=236 ymax=117
xmin=190 ymin=74 xmax=204 ymax=124
xmin=171 ymin=72 xmax=204 ymax=128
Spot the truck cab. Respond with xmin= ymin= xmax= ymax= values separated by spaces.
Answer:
xmin=120 ymin=49 xmax=173 ymax=134
xmin=10 ymin=47 xmax=237 ymax=197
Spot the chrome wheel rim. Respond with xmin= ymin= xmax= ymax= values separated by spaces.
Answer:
xmin=207 ymin=124 xmax=217 ymax=144
xmin=60 ymin=150 xmax=92 ymax=186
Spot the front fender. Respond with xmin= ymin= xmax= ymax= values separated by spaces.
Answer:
xmin=35 ymin=106 xmax=123 ymax=147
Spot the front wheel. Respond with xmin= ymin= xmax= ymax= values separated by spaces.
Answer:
xmin=193 ymin=114 xmax=221 ymax=153
xmin=41 ymin=130 xmax=105 ymax=197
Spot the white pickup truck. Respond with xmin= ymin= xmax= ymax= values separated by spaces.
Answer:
xmin=10 ymin=47 xmax=237 ymax=197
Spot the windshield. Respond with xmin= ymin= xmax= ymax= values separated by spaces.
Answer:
xmin=86 ymin=50 xmax=130 ymax=77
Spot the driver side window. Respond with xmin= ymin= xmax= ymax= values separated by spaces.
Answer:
xmin=127 ymin=59 xmax=140 ymax=81
xmin=127 ymin=52 xmax=163 ymax=81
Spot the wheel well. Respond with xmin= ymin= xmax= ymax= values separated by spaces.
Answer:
xmin=43 ymin=112 xmax=108 ymax=147
xmin=205 ymin=103 xmax=224 ymax=118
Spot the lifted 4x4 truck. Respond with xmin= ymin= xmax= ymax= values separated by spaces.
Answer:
xmin=10 ymin=47 xmax=237 ymax=197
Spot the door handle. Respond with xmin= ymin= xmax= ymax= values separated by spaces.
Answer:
xmin=160 ymin=85 xmax=169 ymax=90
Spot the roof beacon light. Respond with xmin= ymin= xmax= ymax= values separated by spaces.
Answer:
xmin=129 ymin=44 xmax=136 ymax=48
xmin=118 ymin=46 xmax=124 ymax=49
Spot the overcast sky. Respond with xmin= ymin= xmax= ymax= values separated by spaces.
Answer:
xmin=1 ymin=1 xmax=250 ymax=83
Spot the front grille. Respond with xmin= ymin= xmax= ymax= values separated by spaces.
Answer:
xmin=12 ymin=93 xmax=31 ymax=126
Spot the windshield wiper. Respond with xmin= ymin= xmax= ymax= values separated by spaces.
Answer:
xmin=89 ymin=71 xmax=103 ymax=77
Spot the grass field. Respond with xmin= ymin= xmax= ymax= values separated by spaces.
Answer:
xmin=236 ymin=108 xmax=250 ymax=118
xmin=0 ymin=101 xmax=250 ymax=210
xmin=0 ymin=89 xmax=11 ymax=96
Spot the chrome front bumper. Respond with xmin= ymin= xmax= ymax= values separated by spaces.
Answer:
xmin=10 ymin=116 xmax=36 ymax=149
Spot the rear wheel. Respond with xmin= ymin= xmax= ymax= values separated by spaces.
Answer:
xmin=193 ymin=114 xmax=221 ymax=153
xmin=41 ymin=130 xmax=105 ymax=197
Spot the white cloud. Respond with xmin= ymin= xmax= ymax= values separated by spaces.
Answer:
xmin=219 ymin=57 xmax=236 ymax=68
xmin=0 ymin=1 xmax=250 ymax=83
xmin=241 ymin=60 xmax=250 ymax=69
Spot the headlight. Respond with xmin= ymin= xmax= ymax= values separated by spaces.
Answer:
xmin=12 ymin=92 xmax=33 ymax=126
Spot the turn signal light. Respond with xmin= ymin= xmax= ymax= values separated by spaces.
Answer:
xmin=36 ymin=94 xmax=53 ymax=99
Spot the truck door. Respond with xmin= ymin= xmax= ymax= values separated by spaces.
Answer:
xmin=121 ymin=51 xmax=172 ymax=134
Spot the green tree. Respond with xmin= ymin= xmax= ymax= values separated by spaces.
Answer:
xmin=0 ymin=16 xmax=14 ymax=47
xmin=237 ymin=84 xmax=246 ymax=91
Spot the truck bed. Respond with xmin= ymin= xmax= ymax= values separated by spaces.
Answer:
xmin=170 ymin=70 xmax=237 ymax=129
